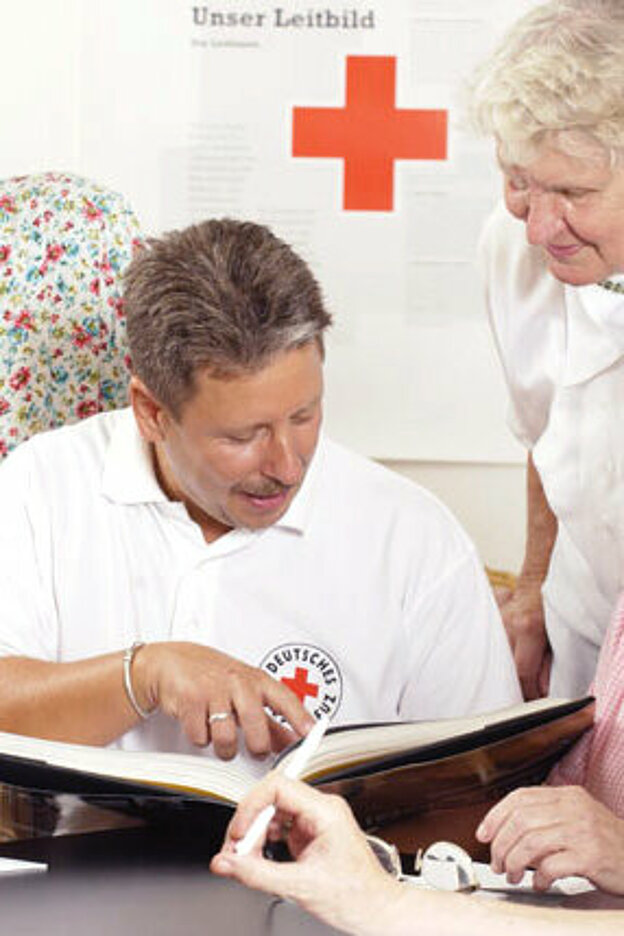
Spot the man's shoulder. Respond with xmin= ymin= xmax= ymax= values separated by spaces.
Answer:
xmin=1 ymin=408 xmax=130 ymax=482
xmin=321 ymin=438 xmax=470 ymax=534
xmin=323 ymin=437 xmax=431 ymax=498
xmin=321 ymin=437 xmax=399 ymax=487
xmin=314 ymin=440 xmax=480 ymax=587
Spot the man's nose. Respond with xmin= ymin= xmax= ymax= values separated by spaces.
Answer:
xmin=525 ymin=191 xmax=566 ymax=246
xmin=263 ymin=430 xmax=303 ymax=485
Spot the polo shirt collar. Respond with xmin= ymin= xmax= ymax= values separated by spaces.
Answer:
xmin=102 ymin=408 xmax=166 ymax=504
xmin=563 ymin=282 xmax=624 ymax=386
xmin=101 ymin=407 xmax=324 ymax=536
xmin=275 ymin=434 xmax=325 ymax=534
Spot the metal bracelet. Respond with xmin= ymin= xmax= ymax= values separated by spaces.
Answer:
xmin=123 ymin=641 xmax=155 ymax=720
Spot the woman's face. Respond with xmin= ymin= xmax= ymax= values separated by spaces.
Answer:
xmin=501 ymin=145 xmax=624 ymax=286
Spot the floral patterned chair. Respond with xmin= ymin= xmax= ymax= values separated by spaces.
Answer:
xmin=0 ymin=172 xmax=142 ymax=839
xmin=0 ymin=171 xmax=142 ymax=459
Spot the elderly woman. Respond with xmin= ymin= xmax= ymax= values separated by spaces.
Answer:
xmin=468 ymin=0 xmax=624 ymax=699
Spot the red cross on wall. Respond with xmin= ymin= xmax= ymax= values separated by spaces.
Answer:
xmin=281 ymin=667 xmax=319 ymax=704
xmin=292 ymin=55 xmax=448 ymax=211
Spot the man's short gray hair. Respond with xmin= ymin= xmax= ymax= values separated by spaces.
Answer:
xmin=125 ymin=218 xmax=332 ymax=415
xmin=468 ymin=0 xmax=624 ymax=165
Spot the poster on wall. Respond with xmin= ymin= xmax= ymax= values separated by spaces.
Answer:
xmin=181 ymin=1 xmax=522 ymax=461
xmin=2 ymin=0 xmax=537 ymax=462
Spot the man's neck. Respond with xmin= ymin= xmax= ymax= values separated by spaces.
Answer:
xmin=150 ymin=443 xmax=231 ymax=544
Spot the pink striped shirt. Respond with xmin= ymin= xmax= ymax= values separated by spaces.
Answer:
xmin=548 ymin=594 xmax=624 ymax=816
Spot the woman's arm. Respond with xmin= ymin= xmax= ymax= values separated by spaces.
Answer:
xmin=501 ymin=453 xmax=557 ymax=698
xmin=211 ymin=774 xmax=624 ymax=936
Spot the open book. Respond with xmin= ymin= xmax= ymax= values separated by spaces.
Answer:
xmin=0 ymin=696 xmax=594 ymax=855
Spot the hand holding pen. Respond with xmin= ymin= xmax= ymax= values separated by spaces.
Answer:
xmin=233 ymin=715 xmax=330 ymax=856
xmin=210 ymin=749 xmax=396 ymax=933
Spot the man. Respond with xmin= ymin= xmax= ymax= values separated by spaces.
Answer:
xmin=0 ymin=219 xmax=520 ymax=763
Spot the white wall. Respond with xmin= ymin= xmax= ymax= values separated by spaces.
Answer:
xmin=0 ymin=0 xmax=534 ymax=572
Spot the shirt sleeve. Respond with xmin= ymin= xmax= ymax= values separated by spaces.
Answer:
xmin=477 ymin=203 xmax=558 ymax=450
xmin=548 ymin=595 xmax=624 ymax=791
xmin=0 ymin=444 xmax=59 ymax=659
xmin=547 ymin=729 xmax=592 ymax=788
xmin=398 ymin=545 xmax=522 ymax=721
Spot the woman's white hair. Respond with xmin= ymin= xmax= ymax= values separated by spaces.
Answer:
xmin=469 ymin=0 xmax=624 ymax=165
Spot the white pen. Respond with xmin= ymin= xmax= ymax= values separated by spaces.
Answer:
xmin=235 ymin=715 xmax=330 ymax=856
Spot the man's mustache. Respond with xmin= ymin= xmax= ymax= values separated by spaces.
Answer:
xmin=235 ymin=481 xmax=294 ymax=498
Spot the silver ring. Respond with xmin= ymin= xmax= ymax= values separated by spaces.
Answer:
xmin=208 ymin=711 xmax=232 ymax=724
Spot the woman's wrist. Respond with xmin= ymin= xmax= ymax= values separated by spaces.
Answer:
xmin=338 ymin=876 xmax=406 ymax=936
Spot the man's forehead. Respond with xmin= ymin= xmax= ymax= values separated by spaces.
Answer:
xmin=198 ymin=339 xmax=322 ymax=380
xmin=182 ymin=343 xmax=324 ymax=422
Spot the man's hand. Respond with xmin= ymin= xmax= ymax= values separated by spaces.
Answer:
xmin=211 ymin=773 xmax=400 ymax=934
xmin=132 ymin=642 xmax=314 ymax=759
xmin=500 ymin=576 xmax=551 ymax=699
xmin=477 ymin=786 xmax=624 ymax=895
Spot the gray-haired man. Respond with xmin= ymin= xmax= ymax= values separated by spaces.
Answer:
xmin=0 ymin=219 xmax=520 ymax=763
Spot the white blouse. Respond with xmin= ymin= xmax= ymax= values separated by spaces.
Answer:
xmin=480 ymin=203 xmax=624 ymax=695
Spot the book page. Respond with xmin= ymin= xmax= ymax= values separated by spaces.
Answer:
xmin=0 ymin=858 xmax=47 ymax=877
xmin=278 ymin=697 xmax=586 ymax=778
xmin=0 ymin=697 xmax=591 ymax=804
xmin=0 ymin=731 xmax=266 ymax=804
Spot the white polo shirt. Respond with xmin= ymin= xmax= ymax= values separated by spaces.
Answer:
xmin=0 ymin=408 xmax=520 ymax=759
xmin=480 ymin=203 xmax=624 ymax=695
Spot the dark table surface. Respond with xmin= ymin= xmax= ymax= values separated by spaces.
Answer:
xmin=0 ymin=799 xmax=622 ymax=934
xmin=0 ymin=820 xmax=342 ymax=936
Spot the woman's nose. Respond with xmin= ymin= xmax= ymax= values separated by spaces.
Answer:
xmin=525 ymin=191 xmax=567 ymax=245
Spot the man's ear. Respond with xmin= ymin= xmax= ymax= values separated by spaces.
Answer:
xmin=129 ymin=376 xmax=169 ymax=443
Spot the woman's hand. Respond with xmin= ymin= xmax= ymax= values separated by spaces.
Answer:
xmin=500 ymin=577 xmax=551 ymax=700
xmin=477 ymin=785 xmax=624 ymax=894
xmin=211 ymin=773 xmax=401 ymax=935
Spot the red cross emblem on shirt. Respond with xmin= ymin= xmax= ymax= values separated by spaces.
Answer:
xmin=281 ymin=667 xmax=319 ymax=704
xmin=292 ymin=55 xmax=448 ymax=211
